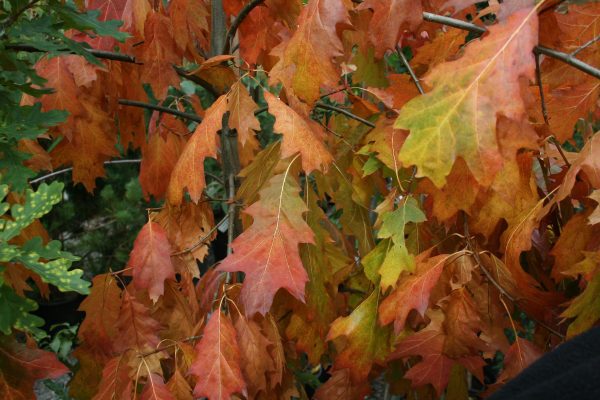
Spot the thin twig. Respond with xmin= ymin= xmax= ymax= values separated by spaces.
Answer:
xmin=396 ymin=45 xmax=424 ymax=95
xmin=118 ymin=99 xmax=202 ymax=123
xmin=29 ymin=159 xmax=141 ymax=184
xmin=223 ymin=0 xmax=265 ymax=54
xmin=1 ymin=0 xmax=41 ymax=32
xmin=171 ymin=214 xmax=229 ymax=256
xmin=422 ymin=12 xmax=486 ymax=35
xmin=534 ymin=52 xmax=549 ymax=125
xmin=226 ymin=173 xmax=236 ymax=256
xmin=534 ymin=46 xmax=600 ymax=80
xmin=173 ymin=65 xmax=220 ymax=98
xmin=138 ymin=335 xmax=202 ymax=358
xmin=463 ymin=215 xmax=565 ymax=339
xmin=6 ymin=44 xmax=139 ymax=64
xmin=571 ymin=35 xmax=600 ymax=56
xmin=314 ymin=103 xmax=376 ymax=128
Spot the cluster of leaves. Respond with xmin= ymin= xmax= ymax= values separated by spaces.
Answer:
xmin=0 ymin=0 xmax=128 ymax=395
xmin=3 ymin=0 xmax=600 ymax=399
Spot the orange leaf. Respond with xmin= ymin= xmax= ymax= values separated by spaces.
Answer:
xmin=217 ymin=168 xmax=314 ymax=316
xmin=136 ymin=11 xmax=182 ymax=99
xmin=379 ymin=250 xmax=451 ymax=333
xmin=129 ymin=221 xmax=175 ymax=302
xmin=264 ymin=91 xmax=333 ymax=173
xmin=269 ymin=0 xmax=351 ymax=104
xmin=167 ymin=95 xmax=227 ymax=205
xmin=189 ymin=309 xmax=247 ymax=400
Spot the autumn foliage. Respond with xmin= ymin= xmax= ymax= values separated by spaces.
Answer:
xmin=3 ymin=0 xmax=600 ymax=398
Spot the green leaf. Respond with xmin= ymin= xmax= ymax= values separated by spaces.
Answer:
xmin=15 ymin=238 xmax=88 ymax=294
xmin=0 ymin=277 xmax=44 ymax=336
xmin=0 ymin=182 xmax=64 ymax=241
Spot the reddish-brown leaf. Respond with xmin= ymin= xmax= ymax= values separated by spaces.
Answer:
xmin=379 ymin=250 xmax=451 ymax=333
xmin=234 ymin=317 xmax=275 ymax=396
xmin=217 ymin=169 xmax=314 ymax=316
xmin=129 ymin=221 xmax=175 ymax=302
xmin=135 ymin=11 xmax=181 ymax=99
xmin=0 ymin=336 xmax=68 ymax=400
xmin=141 ymin=373 xmax=175 ymax=400
xmin=358 ymin=0 xmax=423 ymax=58
xmin=189 ymin=309 xmax=247 ymax=400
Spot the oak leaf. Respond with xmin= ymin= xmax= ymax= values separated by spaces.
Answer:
xmin=189 ymin=309 xmax=247 ymax=400
xmin=379 ymin=250 xmax=451 ymax=333
xmin=395 ymin=8 xmax=538 ymax=187
xmin=167 ymin=95 xmax=227 ymax=205
xmin=217 ymin=168 xmax=314 ymax=316
xmin=136 ymin=12 xmax=182 ymax=99
xmin=269 ymin=0 xmax=350 ymax=104
xmin=141 ymin=373 xmax=174 ymax=400
xmin=327 ymin=290 xmax=393 ymax=383
xmin=129 ymin=221 xmax=175 ymax=303
xmin=390 ymin=310 xmax=485 ymax=395
xmin=0 ymin=336 xmax=68 ymax=399
xmin=234 ymin=316 xmax=275 ymax=396
xmin=264 ymin=91 xmax=333 ymax=173
xmin=358 ymin=0 xmax=423 ymax=58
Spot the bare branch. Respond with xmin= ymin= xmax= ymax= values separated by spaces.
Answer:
xmin=422 ymin=12 xmax=486 ymax=35
xmin=571 ymin=35 xmax=600 ymax=56
xmin=6 ymin=44 xmax=139 ymax=63
xmin=534 ymin=45 xmax=600 ymax=80
xmin=223 ymin=0 xmax=266 ymax=54
xmin=396 ymin=45 xmax=424 ymax=95
xmin=118 ymin=99 xmax=202 ymax=123
xmin=314 ymin=103 xmax=376 ymax=128
xmin=173 ymin=65 xmax=220 ymax=98
xmin=29 ymin=159 xmax=141 ymax=185
xmin=463 ymin=215 xmax=565 ymax=339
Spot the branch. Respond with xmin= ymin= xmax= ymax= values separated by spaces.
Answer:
xmin=118 ymin=99 xmax=202 ymax=123
xmin=173 ymin=65 xmax=220 ymax=98
xmin=171 ymin=214 xmax=229 ymax=256
xmin=0 ymin=0 xmax=41 ymax=33
xmin=463 ymin=215 xmax=565 ymax=339
xmin=422 ymin=12 xmax=486 ymax=35
xmin=534 ymin=45 xmax=600 ymax=80
xmin=396 ymin=45 xmax=424 ymax=95
xmin=6 ymin=44 xmax=139 ymax=63
xmin=314 ymin=103 xmax=376 ymax=128
xmin=29 ymin=159 xmax=141 ymax=184
xmin=223 ymin=0 xmax=265 ymax=54
xmin=571 ymin=35 xmax=600 ymax=56
xmin=138 ymin=335 xmax=202 ymax=358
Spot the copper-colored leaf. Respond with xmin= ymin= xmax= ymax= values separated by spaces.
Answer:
xmin=129 ymin=221 xmax=175 ymax=302
xmin=264 ymin=91 xmax=333 ymax=173
xmin=217 ymin=168 xmax=314 ymax=315
xmin=189 ymin=309 xmax=247 ymax=400
xmin=0 ymin=336 xmax=68 ymax=399
xmin=379 ymin=250 xmax=452 ymax=333
xmin=358 ymin=0 xmax=423 ymax=58
xmin=269 ymin=0 xmax=351 ymax=104
xmin=167 ymin=95 xmax=227 ymax=205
